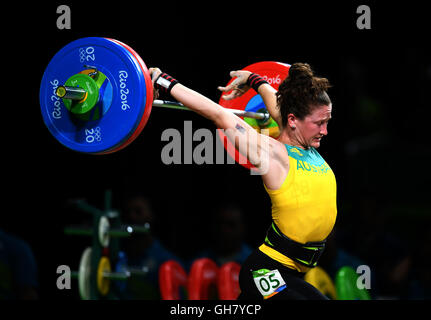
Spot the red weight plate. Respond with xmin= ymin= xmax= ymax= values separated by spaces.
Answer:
xmin=101 ymin=38 xmax=154 ymax=154
xmin=217 ymin=61 xmax=290 ymax=170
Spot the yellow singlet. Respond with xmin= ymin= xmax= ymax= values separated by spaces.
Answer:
xmin=259 ymin=144 xmax=337 ymax=273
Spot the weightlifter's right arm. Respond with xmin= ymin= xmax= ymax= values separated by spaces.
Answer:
xmin=150 ymin=68 xmax=272 ymax=172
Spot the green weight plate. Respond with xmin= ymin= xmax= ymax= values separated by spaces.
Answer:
xmin=63 ymin=73 xmax=99 ymax=114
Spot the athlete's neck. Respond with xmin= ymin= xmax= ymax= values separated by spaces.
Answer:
xmin=277 ymin=129 xmax=310 ymax=150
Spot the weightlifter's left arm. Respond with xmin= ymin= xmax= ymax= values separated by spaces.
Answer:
xmin=218 ymin=71 xmax=283 ymax=129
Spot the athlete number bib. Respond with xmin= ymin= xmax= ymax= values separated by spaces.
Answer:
xmin=252 ymin=269 xmax=286 ymax=299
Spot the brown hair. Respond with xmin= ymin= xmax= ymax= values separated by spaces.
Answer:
xmin=276 ymin=63 xmax=332 ymax=127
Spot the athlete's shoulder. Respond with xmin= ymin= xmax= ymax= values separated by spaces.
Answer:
xmin=268 ymin=138 xmax=289 ymax=160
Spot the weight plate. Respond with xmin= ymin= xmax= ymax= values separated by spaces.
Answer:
xmin=335 ymin=266 xmax=371 ymax=300
xmin=62 ymin=73 xmax=99 ymax=114
xmin=114 ymin=251 xmax=128 ymax=292
xmin=217 ymin=61 xmax=290 ymax=170
xmin=71 ymin=68 xmax=114 ymax=122
xmin=39 ymin=37 xmax=149 ymax=154
xmin=98 ymin=216 xmax=110 ymax=248
xmin=78 ymin=247 xmax=92 ymax=300
xmin=97 ymin=256 xmax=111 ymax=296
xmin=101 ymin=38 xmax=154 ymax=154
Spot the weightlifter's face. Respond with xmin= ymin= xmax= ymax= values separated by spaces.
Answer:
xmin=295 ymin=104 xmax=332 ymax=149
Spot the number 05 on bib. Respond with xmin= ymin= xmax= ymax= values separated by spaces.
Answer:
xmin=252 ymin=269 xmax=286 ymax=299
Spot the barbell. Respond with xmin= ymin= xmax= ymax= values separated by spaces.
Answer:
xmin=39 ymin=37 xmax=290 ymax=168
xmin=73 ymin=246 xmax=149 ymax=300
xmin=64 ymin=216 xmax=150 ymax=248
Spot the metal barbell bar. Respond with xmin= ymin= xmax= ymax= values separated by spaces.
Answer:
xmin=55 ymin=86 xmax=270 ymax=122
xmin=72 ymin=247 xmax=150 ymax=299
xmin=65 ymin=216 xmax=150 ymax=248
xmin=71 ymin=263 xmax=148 ymax=281
xmin=64 ymin=224 xmax=150 ymax=237
xmin=152 ymin=99 xmax=269 ymax=121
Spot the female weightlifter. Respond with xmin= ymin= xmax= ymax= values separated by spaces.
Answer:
xmin=150 ymin=63 xmax=337 ymax=300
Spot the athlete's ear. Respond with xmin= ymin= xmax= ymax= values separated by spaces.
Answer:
xmin=287 ymin=113 xmax=298 ymax=129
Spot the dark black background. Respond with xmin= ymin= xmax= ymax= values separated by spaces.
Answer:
xmin=1 ymin=1 xmax=430 ymax=301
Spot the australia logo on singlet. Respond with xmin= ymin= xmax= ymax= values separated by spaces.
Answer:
xmin=297 ymin=160 xmax=330 ymax=174
xmin=289 ymin=148 xmax=303 ymax=157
